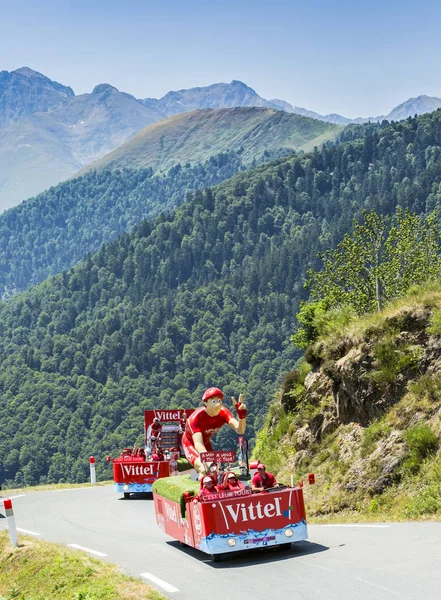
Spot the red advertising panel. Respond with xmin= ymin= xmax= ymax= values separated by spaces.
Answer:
xmin=144 ymin=408 xmax=194 ymax=428
xmin=154 ymin=494 xmax=195 ymax=548
xmin=201 ymin=487 xmax=305 ymax=536
xmin=113 ymin=459 xmax=170 ymax=485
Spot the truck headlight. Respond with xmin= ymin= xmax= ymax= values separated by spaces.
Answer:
xmin=227 ymin=538 xmax=236 ymax=547
xmin=284 ymin=529 xmax=293 ymax=538
xmin=123 ymin=485 xmax=129 ymax=491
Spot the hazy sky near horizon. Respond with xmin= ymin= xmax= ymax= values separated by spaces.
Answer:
xmin=1 ymin=0 xmax=440 ymax=118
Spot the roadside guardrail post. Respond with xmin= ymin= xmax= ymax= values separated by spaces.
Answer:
xmin=89 ymin=456 xmax=96 ymax=485
xmin=4 ymin=498 xmax=19 ymax=547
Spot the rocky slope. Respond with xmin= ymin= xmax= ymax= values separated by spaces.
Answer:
xmin=255 ymin=286 xmax=441 ymax=520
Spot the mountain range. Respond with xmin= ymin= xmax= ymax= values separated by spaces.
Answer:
xmin=143 ymin=79 xmax=441 ymax=126
xmin=1 ymin=66 xmax=441 ymax=211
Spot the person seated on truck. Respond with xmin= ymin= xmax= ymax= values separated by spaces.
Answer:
xmin=182 ymin=387 xmax=247 ymax=475
xmin=137 ymin=447 xmax=146 ymax=460
xmin=251 ymin=463 xmax=279 ymax=492
xmin=198 ymin=476 xmax=220 ymax=499
xmin=221 ymin=471 xmax=245 ymax=492
xmin=151 ymin=417 xmax=162 ymax=440
xmin=151 ymin=446 xmax=165 ymax=461
xmin=208 ymin=462 xmax=219 ymax=485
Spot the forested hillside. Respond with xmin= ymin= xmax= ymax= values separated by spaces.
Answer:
xmin=0 ymin=151 xmax=250 ymax=297
xmin=2 ymin=111 xmax=441 ymax=486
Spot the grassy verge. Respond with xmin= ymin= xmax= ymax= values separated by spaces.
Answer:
xmin=0 ymin=532 xmax=164 ymax=600
xmin=1 ymin=481 xmax=113 ymax=496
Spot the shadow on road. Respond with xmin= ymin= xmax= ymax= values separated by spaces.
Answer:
xmin=117 ymin=493 xmax=153 ymax=501
xmin=166 ymin=539 xmax=328 ymax=568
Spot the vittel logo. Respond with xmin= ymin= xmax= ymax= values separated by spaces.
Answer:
xmin=121 ymin=464 xmax=153 ymax=477
xmin=156 ymin=410 xmax=182 ymax=421
xmin=165 ymin=503 xmax=178 ymax=523
xmin=225 ymin=497 xmax=282 ymax=524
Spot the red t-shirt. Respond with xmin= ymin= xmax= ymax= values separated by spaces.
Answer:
xmin=185 ymin=406 xmax=234 ymax=447
xmin=252 ymin=471 xmax=276 ymax=489
xmin=223 ymin=479 xmax=245 ymax=491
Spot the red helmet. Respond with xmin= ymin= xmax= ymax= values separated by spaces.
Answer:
xmin=202 ymin=387 xmax=224 ymax=402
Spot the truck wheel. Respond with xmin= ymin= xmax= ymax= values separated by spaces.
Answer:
xmin=124 ymin=493 xmax=130 ymax=499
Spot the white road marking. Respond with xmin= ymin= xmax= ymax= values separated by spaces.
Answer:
xmin=322 ymin=524 xmax=390 ymax=528
xmin=67 ymin=544 xmax=107 ymax=557
xmin=16 ymin=528 xmax=41 ymax=536
xmin=354 ymin=577 xmax=401 ymax=596
xmin=141 ymin=572 xmax=179 ymax=593
xmin=302 ymin=561 xmax=333 ymax=572
xmin=0 ymin=495 xmax=26 ymax=502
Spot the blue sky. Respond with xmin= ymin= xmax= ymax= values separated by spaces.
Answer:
xmin=1 ymin=0 xmax=440 ymax=118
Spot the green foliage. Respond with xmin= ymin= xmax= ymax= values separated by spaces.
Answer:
xmin=305 ymin=207 xmax=441 ymax=317
xmin=0 ymin=532 xmax=164 ymax=600
xmin=293 ymin=302 xmax=357 ymax=350
xmin=370 ymin=336 xmax=423 ymax=386
xmin=253 ymin=405 xmax=294 ymax=472
xmin=4 ymin=109 xmax=441 ymax=484
xmin=361 ymin=420 xmax=392 ymax=457
xmin=403 ymin=485 xmax=441 ymax=518
xmin=427 ymin=309 xmax=441 ymax=335
xmin=291 ymin=301 xmax=330 ymax=349
xmin=402 ymin=424 xmax=438 ymax=474
xmin=408 ymin=372 xmax=441 ymax=401
xmin=0 ymin=151 xmax=248 ymax=298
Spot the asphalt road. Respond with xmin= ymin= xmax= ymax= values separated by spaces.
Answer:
xmin=1 ymin=486 xmax=440 ymax=600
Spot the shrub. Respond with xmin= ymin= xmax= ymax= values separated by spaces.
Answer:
xmin=427 ymin=309 xmax=441 ymax=335
xmin=370 ymin=337 xmax=423 ymax=386
xmin=402 ymin=424 xmax=438 ymax=474
xmin=408 ymin=372 xmax=441 ymax=402
xmin=403 ymin=485 xmax=441 ymax=518
xmin=361 ymin=420 xmax=392 ymax=457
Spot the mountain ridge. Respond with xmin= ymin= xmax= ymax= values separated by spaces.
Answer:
xmin=2 ymin=66 xmax=441 ymax=212
xmin=77 ymin=107 xmax=341 ymax=176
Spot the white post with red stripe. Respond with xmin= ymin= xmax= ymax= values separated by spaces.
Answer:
xmin=4 ymin=498 xmax=19 ymax=547
xmin=89 ymin=456 xmax=96 ymax=485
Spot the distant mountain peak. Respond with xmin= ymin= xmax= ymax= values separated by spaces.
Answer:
xmin=230 ymin=79 xmax=250 ymax=87
xmin=92 ymin=83 xmax=119 ymax=95
xmin=14 ymin=66 xmax=40 ymax=76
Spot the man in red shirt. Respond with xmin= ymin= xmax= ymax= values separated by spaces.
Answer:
xmin=251 ymin=463 xmax=279 ymax=492
xmin=151 ymin=446 xmax=165 ymax=461
xmin=221 ymin=471 xmax=245 ymax=492
xmin=182 ymin=387 xmax=247 ymax=475
xmin=151 ymin=417 xmax=162 ymax=442
xmin=198 ymin=476 xmax=221 ymax=499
